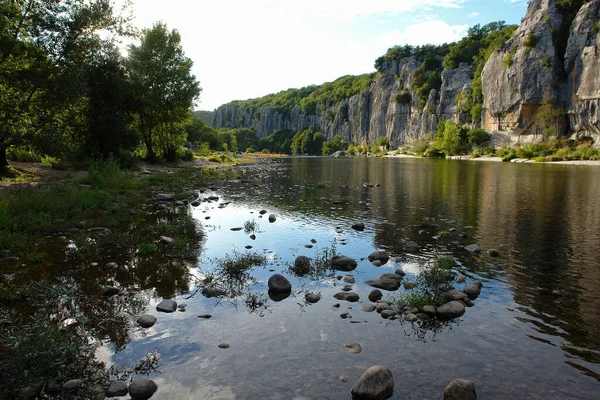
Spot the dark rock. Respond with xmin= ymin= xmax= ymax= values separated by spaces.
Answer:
xmin=305 ymin=293 xmax=321 ymax=304
xmin=381 ymin=310 xmax=396 ymax=319
xmin=368 ymin=290 xmax=383 ymax=302
xmin=207 ymin=196 xmax=219 ymax=201
xmin=340 ymin=313 xmax=350 ymax=319
xmin=352 ymin=222 xmax=365 ymax=231
xmin=371 ymin=260 xmax=382 ymax=267
xmin=291 ymin=256 xmax=311 ymax=275
xmin=197 ymin=314 xmax=212 ymax=319
xmin=155 ymin=193 xmax=174 ymax=201
xmin=375 ymin=303 xmax=391 ymax=313
xmin=136 ymin=314 xmax=157 ymax=328
xmin=259 ymin=209 xmax=268 ymax=214
xmin=331 ymin=255 xmax=358 ymax=271
xmin=394 ymin=269 xmax=406 ymax=277
xmin=403 ymin=241 xmax=420 ymax=252
xmin=106 ymin=381 xmax=128 ymax=397
xmin=365 ymin=275 xmax=402 ymax=291
xmin=63 ymin=379 xmax=83 ymax=391
xmin=268 ymin=214 xmax=277 ymax=223
xmin=230 ymin=227 xmax=243 ymax=231
xmin=268 ymin=274 xmax=292 ymax=293
xmin=463 ymin=280 xmax=483 ymax=299
xmin=250 ymin=234 xmax=256 ymax=240
xmin=333 ymin=292 xmax=360 ymax=302
xmin=465 ymin=244 xmax=481 ymax=253
xmin=487 ymin=249 xmax=499 ymax=257
xmin=343 ymin=275 xmax=356 ymax=284
xmin=45 ymin=380 xmax=62 ymax=394
xmin=191 ymin=201 xmax=201 ymax=207
xmin=128 ymin=380 xmax=157 ymax=400
xmin=420 ymin=305 xmax=437 ymax=316
xmin=445 ymin=289 xmax=469 ymax=302
xmin=102 ymin=285 xmax=120 ymax=296
xmin=156 ymin=299 xmax=177 ymax=313
xmin=351 ymin=366 xmax=394 ymax=400
xmin=415 ymin=313 xmax=431 ymax=320
xmin=19 ymin=381 xmax=44 ymax=399
xmin=437 ymin=301 xmax=466 ymax=319
xmin=368 ymin=250 xmax=389 ymax=265
xmin=201 ymin=287 xmax=227 ymax=298
xmin=404 ymin=282 xmax=417 ymax=289
xmin=443 ymin=379 xmax=477 ymax=400
xmin=218 ymin=343 xmax=230 ymax=349
xmin=404 ymin=313 xmax=418 ymax=322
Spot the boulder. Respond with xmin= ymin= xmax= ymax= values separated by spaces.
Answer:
xmin=361 ymin=304 xmax=376 ymax=312
xmin=201 ymin=287 xmax=227 ymax=298
xmin=443 ymin=379 xmax=477 ymax=400
xmin=268 ymin=274 xmax=292 ymax=293
xmin=331 ymin=255 xmax=358 ymax=271
xmin=420 ymin=305 xmax=437 ymax=316
xmin=106 ymin=381 xmax=128 ymax=397
xmin=129 ymin=380 xmax=157 ymax=400
xmin=292 ymin=256 xmax=311 ymax=275
xmin=437 ymin=301 xmax=466 ymax=319
xmin=136 ymin=314 xmax=157 ymax=328
xmin=368 ymin=290 xmax=383 ymax=302
xmin=63 ymin=379 xmax=83 ymax=391
xmin=343 ymin=275 xmax=356 ymax=284
xmin=333 ymin=292 xmax=360 ymax=302
xmin=364 ymin=274 xmax=403 ymax=291
xmin=368 ymin=250 xmax=389 ymax=265
xmin=332 ymin=150 xmax=347 ymax=157
xmin=351 ymin=366 xmax=394 ymax=400
xmin=463 ymin=280 xmax=483 ymax=299
xmin=445 ymin=289 xmax=469 ymax=302
xmin=381 ymin=310 xmax=396 ymax=319
xmin=268 ymin=214 xmax=277 ymax=223
xmin=465 ymin=244 xmax=481 ymax=254
xmin=156 ymin=299 xmax=177 ymax=313
xmin=403 ymin=241 xmax=420 ymax=252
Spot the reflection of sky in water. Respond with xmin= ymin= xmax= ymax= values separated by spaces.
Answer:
xmin=105 ymin=158 xmax=600 ymax=399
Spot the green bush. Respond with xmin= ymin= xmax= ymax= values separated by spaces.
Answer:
xmin=41 ymin=156 xmax=67 ymax=170
xmin=393 ymin=92 xmax=412 ymax=105
xmin=503 ymin=54 xmax=513 ymax=68
xmin=523 ymin=32 xmax=537 ymax=50
xmin=467 ymin=129 xmax=491 ymax=145
xmin=6 ymin=147 xmax=42 ymax=163
xmin=246 ymin=147 xmax=256 ymax=153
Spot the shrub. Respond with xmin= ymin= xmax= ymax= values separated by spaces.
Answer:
xmin=6 ymin=147 xmax=41 ymax=163
xmin=523 ymin=32 xmax=537 ymax=50
xmin=179 ymin=148 xmax=194 ymax=161
xmin=467 ymin=128 xmax=491 ymax=145
xmin=541 ymin=57 xmax=552 ymax=68
xmin=246 ymin=147 xmax=256 ymax=153
xmin=410 ymin=139 xmax=430 ymax=155
xmin=393 ymin=92 xmax=412 ymax=105
xmin=503 ymin=54 xmax=513 ymax=68
xmin=41 ymin=156 xmax=67 ymax=170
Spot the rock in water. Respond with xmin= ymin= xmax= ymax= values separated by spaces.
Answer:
xmin=129 ymin=380 xmax=157 ymax=400
xmin=443 ymin=379 xmax=477 ymax=400
xmin=345 ymin=343 xmax=363 ymax=354
xmin=268 ymin=214 xmax=277 ymax=223
xmin=368 ymin=290 xmax=383 ymax=302
xmin=368 ymin=250 xmax=389 ymax=265
xmin=437 ymin=301 xmax=466 ymax=319
xmin=106 ymin=381 xmax=128 ymax=397
xmin=305 ymin=293 xmax=321 ymax=304
xmin=463 ymin=280 xmax=483 ymax=299
xmin=62 ymin=379 xmax=83 ymax=391
xmin=331 ymin=255 xmax=358 ymax=271
xmin=292 ymin=255 xmax=311 ymax=275
xmin=352 ymin=222 xmax=365 ymax=231
xmin=156 ymin=299 xmax=177 ymax=313
xmin=268 ymin=274 xmax=292 ymax=293
xmin=136 ymin=314 xmax=157 ymax=328
xmin=333 ymin=292 xmax=360 ymax=302
xmin=351 ymin=366 xmax=394 ymax=400
xmin=465 ymin=244 xmax=481 ymax=253
xmin=403 ymin=241 xmax=420 ymax=252
xmin=487 ymin=248 xmax=499 ymax=257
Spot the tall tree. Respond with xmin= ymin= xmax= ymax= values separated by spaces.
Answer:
xmin=0 ymin=0 xmax=129 ymax=168
xmin=128 ymin=22 xmax=201 ymax=161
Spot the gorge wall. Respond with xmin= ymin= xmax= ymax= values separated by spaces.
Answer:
xmin=214 ymin=0 xmax=600 ymax=146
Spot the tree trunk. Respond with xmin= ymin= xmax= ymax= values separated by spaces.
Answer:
xmin=145 ymin=134 xmax=156 ymax=163
xmin=0 ymin=147 xmax=8 ymax=169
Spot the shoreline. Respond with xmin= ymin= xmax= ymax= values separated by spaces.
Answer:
xmin=386 ymin=153 xmax=600 ymax=166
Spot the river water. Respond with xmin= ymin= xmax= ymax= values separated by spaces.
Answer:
xmin=104 ymin=157 xmax=600 ymax=399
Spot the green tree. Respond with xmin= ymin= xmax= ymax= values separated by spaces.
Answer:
xmin=128 ymin=22 xmax=201 ymax=161
xmin=185 ymin=116 xmax=221 ymax=149
xmin=434 ymin=120 xmax=465 ymax=155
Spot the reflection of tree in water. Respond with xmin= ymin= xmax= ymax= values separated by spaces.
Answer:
xmin=396 ymin=317 xmax=459 ymax=342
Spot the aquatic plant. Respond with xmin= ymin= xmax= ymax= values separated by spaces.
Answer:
xmin=243 ymin=220 xmax=259 ymax=234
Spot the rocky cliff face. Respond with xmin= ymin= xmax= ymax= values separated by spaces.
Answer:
xmin=214 ymin=0 xmax=600 ymax=145
xmin=482 ymin=0 xmax=600 ymax=142
xmin=564 ymin=0 xmax=600 ymax=141
xmin=213 ymin=59 xmax=472 ymax=147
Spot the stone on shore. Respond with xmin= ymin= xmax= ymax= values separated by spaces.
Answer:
xmin=443 ymin=379 xmax=477 ymax=400
xmin=351 ymin=366 xmax=394 ymax=400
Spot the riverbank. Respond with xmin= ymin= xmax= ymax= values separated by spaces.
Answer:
xmin=386 ymin=153 xmax=600 ymax=166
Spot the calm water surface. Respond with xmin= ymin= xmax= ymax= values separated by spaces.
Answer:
xmin=105 ymin=157 xmax=600 ymax=399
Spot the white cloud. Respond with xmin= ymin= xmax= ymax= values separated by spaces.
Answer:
xmin=468 ymin=12 xmax=479 ymax=18
xmin=116 ymin=0 xmax=471 ymax=109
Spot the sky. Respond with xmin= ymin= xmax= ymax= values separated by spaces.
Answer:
xmin=118 ymin=0 xmax=528 ymax=110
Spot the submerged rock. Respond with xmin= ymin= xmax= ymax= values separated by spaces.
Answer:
xmin=136 ymin=314 xmax=157 ymax=328
xmin=333 ymin=292 xmax=360 ymax=302
xmin=351 ymin=366 xmax=394 ymax=400
xmin=201 ymin=287 xmax=227 ymax=298
xmin=268 ymin=274 xmax=292 ymax=293
xmin=443 ymin=379 xmax=477 ymax=400
xmin=129 ymin=380 xmax=157 ymax=400
xmin=368 ymin=250 xmax=390 ymax=265
xmin=305 ymin=293 xmax=321 ymax=304
xmin=156 ymin=299 xmax=177 ymax=313
xmin=331 ymin=255 xmax=358 ymax=271
xmin=343 ymin=275 xmax=356 ymax=284
xmin=437 ymin=301 xmax=466 ymax=319
xmin=365 ymin=274 xmax=403 ymax=291
xmin=361 ymin=304 xmax=376 ymax=312
xmin=345 ymin=343 xmax=363 ymax=354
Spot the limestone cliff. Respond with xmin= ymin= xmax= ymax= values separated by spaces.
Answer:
xmin=214 ymin=0 xmax=600 ymax=145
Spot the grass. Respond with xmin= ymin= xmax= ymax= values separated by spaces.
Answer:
xmin=137 ymin=243 xmax=158 ymax=256
xmin=216 ymin=251 xmax=267 ymax=278
xmin=243 ymin=220 xmax=259 ymax=234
